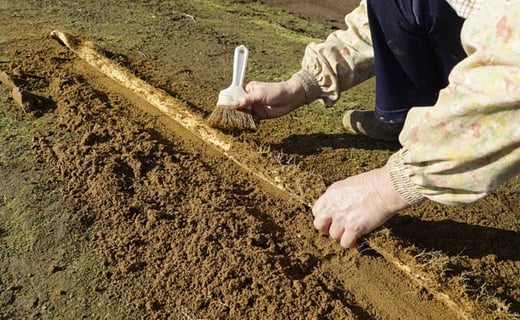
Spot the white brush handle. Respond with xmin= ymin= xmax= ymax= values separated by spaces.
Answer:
xmin=231 ymin=45 xmax=248 ymax=88
xmin=217 ymin=45 xmax=249 ymax=105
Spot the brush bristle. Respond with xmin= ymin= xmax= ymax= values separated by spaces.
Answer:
xmin=207 ymin=105 xmax=258 ymax=131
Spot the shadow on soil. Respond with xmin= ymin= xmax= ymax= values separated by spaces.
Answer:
xmin=272 ymin=133 xmax=401 ymax=155
xmin=389 ymin=215 xmax=520 ymax=261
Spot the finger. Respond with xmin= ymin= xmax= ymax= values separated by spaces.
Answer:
xmin=251 ymin=104 xmax=270 ymax=120
xmin=328 ymin=221 xmax=344 ymax=240
xmin=235 ymin=95 xmax=255 ymax=109
xmin=236 ymin=83 xmax=264 ymax=108
xmin=313 ymin=214 xmax=332 ymax=234
xmin=244 ymin=80 xmax=261 ymax=93
xmin=339 ymin=231 xmax=358 ymax=249
xmin=311 ymin=196 xmax=325 ymax=217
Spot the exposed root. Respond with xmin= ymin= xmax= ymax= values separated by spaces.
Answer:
xmin=0 ymin=70 xmax=51 ymax=115
xmin=172 ymin=10 xmax=197 ymax=24
xmin=368 ymin=229 xmax=520 ymax=320
xmin=0 ymin=70 xmax=17 ymax=89
xmin=49 ymin=29 xmax=325 ymax=207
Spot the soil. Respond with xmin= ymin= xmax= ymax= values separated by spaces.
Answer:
xmin=0 ymin=1 xmax=518 ymax=319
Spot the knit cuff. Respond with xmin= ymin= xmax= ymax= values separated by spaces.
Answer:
xmin=387 ymin=149 xmax=426 ymax=205
xmin=291 ymin=70 xmax=322 ymax=104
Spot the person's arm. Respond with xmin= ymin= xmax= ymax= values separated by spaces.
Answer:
xmin=388 ymin=1 xmax=520 ymax=206
xmin=293 ymin=0 xmax=374 ymax=106
xmin=236 ymin=1 xmax=373 ymax=120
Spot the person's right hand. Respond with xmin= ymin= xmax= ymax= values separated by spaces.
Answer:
xmin=312 ymin=165 xmax=409 ymax=248
xmin=235 ymin=77 xmax=307 ymax=122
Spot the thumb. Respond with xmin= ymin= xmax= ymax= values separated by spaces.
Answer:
xmin=235 ymin=93 xmax=255 ymax=109
xmin=237 ymin=84 xmax=265 ymax=109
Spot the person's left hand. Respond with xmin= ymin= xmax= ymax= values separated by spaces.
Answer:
xmin=312 ymin=165 xmax=409 ymax=248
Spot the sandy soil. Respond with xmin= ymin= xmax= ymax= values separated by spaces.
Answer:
xmin=0 ymin=0 xmax=518 ymax=319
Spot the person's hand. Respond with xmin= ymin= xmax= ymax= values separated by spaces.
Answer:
xmin=235 ymin=76 xmax=307 ymax=122
xmin=312 ymin=165 xmax=409 ymax=248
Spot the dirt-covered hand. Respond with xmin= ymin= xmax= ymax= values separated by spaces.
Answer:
xmin=235 ymin=77 xmax=306 ymax=122
xmin=312 ymin=165 xmax=409 ymax=248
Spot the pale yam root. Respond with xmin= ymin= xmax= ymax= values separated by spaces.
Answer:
xmin=368 ymin=231 xmax=473 ymax=320
xmin=49 ymin=30 xmax=324 ymax=207
xmin=0 ymin=70 xmax=17 ymax=89
xmin=0 ymin=70 xmax=49 ymax=114
xmin=368 ymin=230 xmax=519 ymax=320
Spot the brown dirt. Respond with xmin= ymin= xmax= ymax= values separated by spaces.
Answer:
xmin=0 ymin=1 xmax=518 ymax=319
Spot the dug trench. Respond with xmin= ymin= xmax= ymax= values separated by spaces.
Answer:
xmin=0 ymin=0 xmax=519 ymax=319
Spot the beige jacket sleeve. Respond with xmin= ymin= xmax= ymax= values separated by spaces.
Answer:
xmin=292 ymin=0 xmax=375 ymax=105
xmin=388 ymin=0 xmax=520 ymax=205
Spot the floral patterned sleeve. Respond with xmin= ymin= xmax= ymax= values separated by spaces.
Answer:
xmin=291 ymin=0 xmax=374 ymax=106
xmin=388 ymin=0 xmax=520 ymax=205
